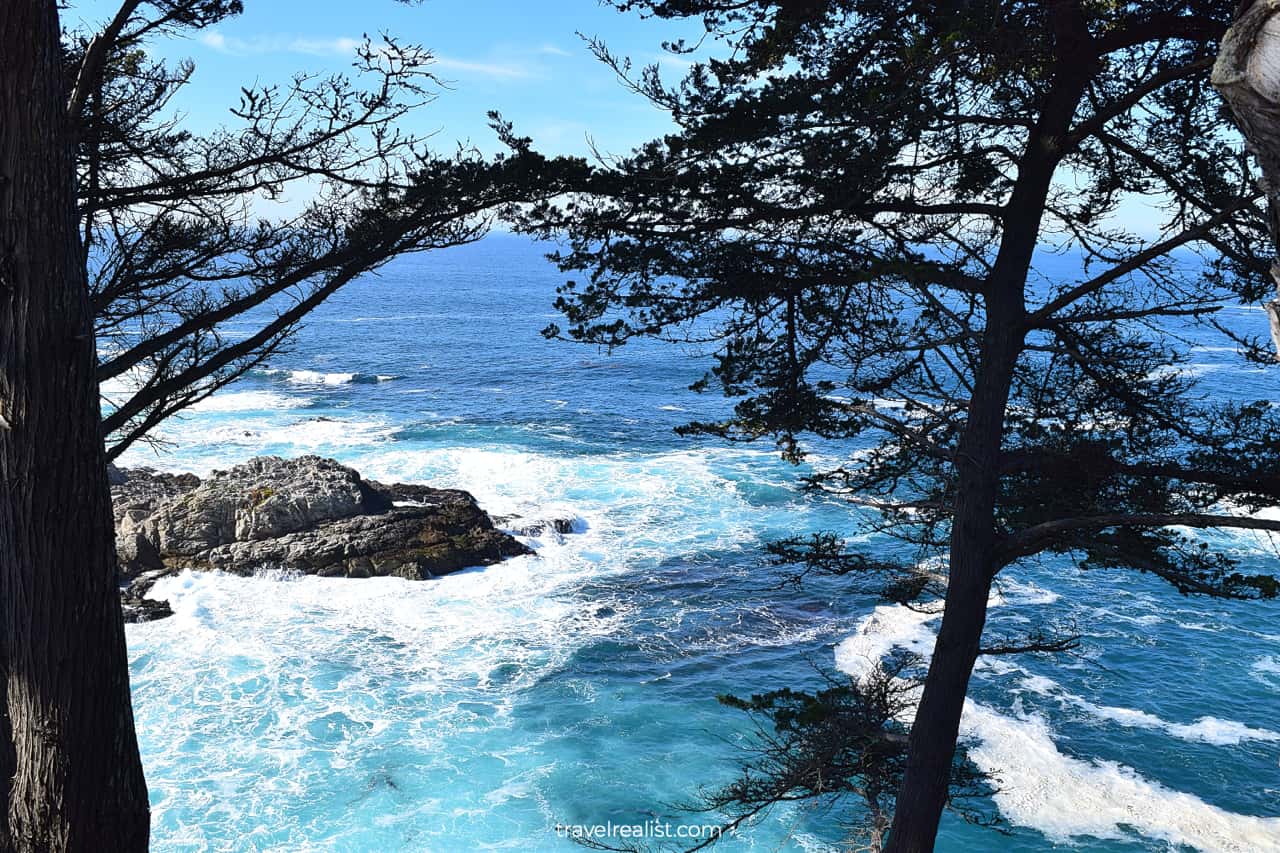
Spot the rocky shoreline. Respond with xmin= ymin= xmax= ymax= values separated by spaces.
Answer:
xmin=112 ymin=455 xmax=551 ymax=623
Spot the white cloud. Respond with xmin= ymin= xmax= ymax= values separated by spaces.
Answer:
xmin=431 ymin=56 xmax=532 ymax=80
xmin=199 ymin=31 xmax=228 ymax=51
xmin=197 ymin=31 xmax=361 ymax=57
xmin=197 ymin=31 xmax=534 ymax=79
xmin=288 ymin=36 xmax=362 ymax=57
xmin=647 ymin=51 xmax=695 ymax=71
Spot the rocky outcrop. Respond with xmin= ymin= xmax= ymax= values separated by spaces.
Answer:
xmin=111 ymin=465 xmax=203 ymax=578
xmin=113 ymin=456 xmax=534 ymax=622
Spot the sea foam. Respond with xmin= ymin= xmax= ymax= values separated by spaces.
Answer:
xmin=965 ymin=704 xmax=1280 ymax=851
xmin=1017 ymin=675 xmax=1280 ymax=746
xmin=270 ymin=369 xmax=396 ymax=386
xmin=188 ymin=389 xmax=310 ymax=413
xmin=833 ymin=589 xmax=1280 ymax=851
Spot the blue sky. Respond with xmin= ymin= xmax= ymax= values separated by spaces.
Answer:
xmin=67 ymin=0 xmax=705 ymax=158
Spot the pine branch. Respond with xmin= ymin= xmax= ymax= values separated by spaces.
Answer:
xmin=998 ymin=512 xmax=1280 ymax=565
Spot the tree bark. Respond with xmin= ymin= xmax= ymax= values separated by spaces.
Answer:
xmin=1214 ymin=0 xmax=1280 ymax=358
xmin=0 ymin=2 xmax=150 ymax=850
xmin=880 ymin=285 xmax=1020 ymax=853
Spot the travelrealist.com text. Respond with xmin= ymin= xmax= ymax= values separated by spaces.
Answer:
xmin=554 ymin=821 xmax=731 ymax=841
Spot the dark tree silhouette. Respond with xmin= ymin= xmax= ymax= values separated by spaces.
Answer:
xmin=0 ymin=2 xmax=571 ymax=849
xmin=512 ymin=1 xmax=1280 ymax=849
xmin=66 ymin=1 xmax=563 ymax=459
xmin=1 ymin=1 xmax=150 ymax=849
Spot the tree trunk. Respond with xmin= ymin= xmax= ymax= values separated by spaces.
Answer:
xmin=880 ymin=300 xmax=1018 ymax=852
xmin=1214 ymin=0 xmax=1280 ymax=358
xmin=884 ymin=8 xmax=1093 ymax=846
xmin=0 ymin=2 xmax=150 ymax=850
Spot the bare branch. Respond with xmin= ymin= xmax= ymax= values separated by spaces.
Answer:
xmin=999 ymin=512 xmax=1280 ymax=565
xmin=66 ymin=0 xmax=143 ymax=121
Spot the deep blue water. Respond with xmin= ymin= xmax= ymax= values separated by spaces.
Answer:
xmin=118 ymin=234 xmax=1280 ymax=851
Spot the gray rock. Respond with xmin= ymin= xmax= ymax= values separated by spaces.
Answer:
xmin=119 ymin=568 xmax=177 ymax=624
xmin=110 ymin=466 xmax=201 ymax=524
xmin=121 ymin=588 xmax=174 ymax=624
xmin=136 ymin=456 xmax=381 ymax=557
xmin=111 ymin=466 xmax=202 ymax=577
xmin=188 ymin=504 xmax=528 ymax=580
xmin=112 ymin=456 xmax=532 ymax=621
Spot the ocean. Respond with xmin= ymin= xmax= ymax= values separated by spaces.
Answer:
xmin=118 ymin=234 xmax=1280 ymax=852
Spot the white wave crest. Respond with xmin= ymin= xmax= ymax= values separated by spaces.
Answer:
xmin=1018 ymin=675 xmax=1280 ymax=746
xmin=266 ymin=369 xmax=396 ymax=386
xmin=349 ymin=445 xmax=780 ymax=561
xmin=966 ymin=705 xmax=1280 ymax=851
xmin=188 ymin=390 xmax=311 ymax=413
xmin=834 ymin=593 xmax=1280 ymax=851
xmin=1253 ymin=655 xmax=1280 ymax=687
xmin=114 ymin=416 xmax=399 ymax=475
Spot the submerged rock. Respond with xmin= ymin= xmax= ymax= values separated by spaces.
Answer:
xmin=112 ymin=455 xmax=533 ymax=621
xmin=492 ymin=513 xmax=582 ymax=538
xmin=121 ymin=585 xmax=174 ymax=624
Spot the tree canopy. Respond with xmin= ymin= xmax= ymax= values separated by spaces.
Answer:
xmin=510 ymin=1 xmax=1280 ymax=848
xmin=66 ymin=0 xmax=567 ymax=460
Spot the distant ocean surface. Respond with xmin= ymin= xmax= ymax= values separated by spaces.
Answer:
xmin=117 ymin=234 xmax=1280 ymax=852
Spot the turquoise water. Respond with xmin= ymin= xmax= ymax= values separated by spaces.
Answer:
xmin=119 ymin=236 xmax=1280 ymax=851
